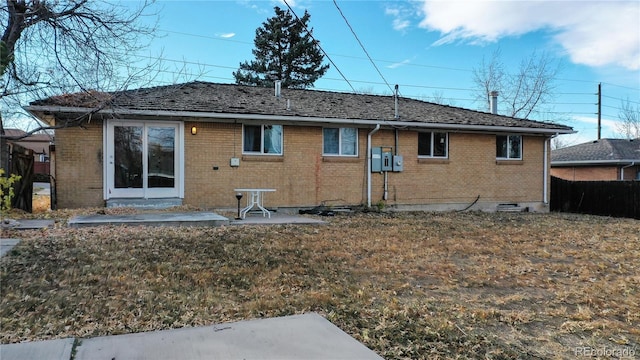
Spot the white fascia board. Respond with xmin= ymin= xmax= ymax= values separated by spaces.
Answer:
xmin=25 ymin=105 xmax=575 ymax=135
xmin=551 ymin=160 xmax=640 ymax=166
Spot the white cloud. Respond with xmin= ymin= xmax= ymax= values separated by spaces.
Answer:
xmin=276 ymin=0 xmax=296 ymax=7
xmin=385 ymin=5 xmax=415 ymax=32
xmin=387 ymin=59 xmax=412 ymax=69
xmin=417 ymin=1 xmax=640 ymax=70
xmin=573 ymin=115 xmax=620 ymax=129
xmin=571 ymin=115 xmax=623 ymax=139
xmin=218 ymin=33 xmax=236 ymax=39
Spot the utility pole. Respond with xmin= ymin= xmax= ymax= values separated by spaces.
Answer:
xmin=597 ymin=83 xmax=602 ymax=140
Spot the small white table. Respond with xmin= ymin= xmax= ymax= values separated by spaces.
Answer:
xmin=234 ymin=188 xmax=276 ymax=219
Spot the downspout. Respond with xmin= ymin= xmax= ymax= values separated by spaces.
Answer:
xmin=621 ymin=162 xmax=636 ymax=180
xmin=543 ymin=134 xmax=557 ymax=205
xmin=367 ymin=124 xmax=381 ymax=207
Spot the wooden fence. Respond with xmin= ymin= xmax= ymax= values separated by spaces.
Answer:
xmin=551 ymin=176 xmax=640 ymax=219
xmin=9 ymin=143 xmax=34 ymax=213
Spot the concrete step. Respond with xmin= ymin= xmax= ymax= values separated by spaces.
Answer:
xmin=106 ymin=198 xmax=182 ymax=209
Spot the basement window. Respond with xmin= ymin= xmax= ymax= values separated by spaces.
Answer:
xmin=496 ymin=135 xmax=522 ymax=160
xmin=418 ymin=132 xmax=448 ymax=158
xmin=323 ymin=127 xmax=358 ymax=156
xmin=243 ymin=124 xmax=283 ymax=155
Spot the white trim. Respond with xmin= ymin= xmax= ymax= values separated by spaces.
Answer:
xmin=417 ymin=131 xmax=448 ymax=159
xmin=496 ymin=134 xmax=523 ymax=160
xmin=621 ymin=162 xmax=636 ymax=180
xmin=322 ymin=127 xmax=359 ymax=157
xmin=178 ymin=123 xmax=185 ymax=199
xmin=25 ymin=105 xmax=575 ymax=135
xmin=551 ymin=159 xmax=640 ymax=166
xmin=242 ymin=124 xmax=284 ymax=156
xmin=103 ymin=121 xmax=108 ymax=200
xmin=543 ymin=137 xmax=549 ymax=204
xmin=105 ymin=120 xmax=182 ymax=199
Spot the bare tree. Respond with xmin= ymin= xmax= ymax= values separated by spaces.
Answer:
xmin=472 ymin=49 xmax=505 ymax=111
xmin=472 ymin=49 xmax=561 ymax=119
xmin=551 ymin=135 xmax=573 ymax=150
xmin=615 ymin=98 xmax=640 ymax=139
xmin=1 ymin=0 xmax=158 ymax=170
xmin=428 ymin=90 xmax=457 ymax=106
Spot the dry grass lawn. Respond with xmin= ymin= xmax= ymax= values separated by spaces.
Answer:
xmin=1 ymin=210 xmax=638 ymax=359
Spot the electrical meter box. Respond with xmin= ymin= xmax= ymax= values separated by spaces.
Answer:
xmin=392 ymin=155 xmax=403 ymax=172
xmin=371 ymin=147 xmax=394 ymax=172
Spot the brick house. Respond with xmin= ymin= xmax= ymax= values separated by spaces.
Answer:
xmin=551 ymin=138 xmax=640 ymax=181
xmin=26 ymin=81 xmax=573 ymax=211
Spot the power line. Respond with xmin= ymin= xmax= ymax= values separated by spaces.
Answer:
xmin=157 ymin=29 xmax=253 ymax=46
xmin=282 ymin=0 xmax=356 ymax=93
xmin=602 ymin=82 xmax=640 ymax=91
xmin=332 ymin=0 xmax=394 ymax=94
xmin=602 ymin=94 xmax=640 ymax=105
xmin=154 ymin=26 xmax=639 ymax=91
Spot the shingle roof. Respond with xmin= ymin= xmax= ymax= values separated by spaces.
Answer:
xmin=4 ymin=129 xmax=54 ymax=142
xmin=30 ymin=81 xmax=573 ymax=133
xmin=552 ymin=138 xmax=640 ymax=163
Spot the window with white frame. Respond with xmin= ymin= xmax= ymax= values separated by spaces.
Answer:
xmin=418 ymin=132 xmax=448 ymax=158
xmin=323 ymin=127 xmax=358 ymax=156
xmin=243 ymin=124 xmax=283 ymax=155
xmin=496 ymin=135 xmax=522 ymax=160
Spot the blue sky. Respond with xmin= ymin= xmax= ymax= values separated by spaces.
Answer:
xmin=128 ymin=1 xmax=638 ymax=144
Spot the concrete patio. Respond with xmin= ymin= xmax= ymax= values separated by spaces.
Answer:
xmin=0 ymin=313 xmax=382 ymax=360
xmin=67 ymin=211 xmax=327 ymax=228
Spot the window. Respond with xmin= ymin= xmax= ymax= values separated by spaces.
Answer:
xmin=243 ymin=124 xmax=283 ymax=155
xmin=418 ymin=132 xmax=448 ymax=157
xmin=323 ymin=127 xmax=357 ymax=156
xmin=496 ymin=135 xmax=522 ymax=160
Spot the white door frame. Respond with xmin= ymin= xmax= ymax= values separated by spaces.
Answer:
xmin=104 ymin=120 xmax=184 ymax=200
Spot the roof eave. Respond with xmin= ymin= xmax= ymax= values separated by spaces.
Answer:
xmin=551 ymin=160 xmax=639 ymax=166
xmin=24 ymin=105 xmax=575 ymax=135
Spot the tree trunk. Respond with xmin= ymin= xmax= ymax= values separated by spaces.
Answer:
xmin=0 ymin=115 xmax=9 ymax=174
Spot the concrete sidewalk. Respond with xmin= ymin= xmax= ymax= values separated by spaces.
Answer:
xmin=0 ymin=238 xmax=20 ymax=258
xmin=1 ymin=313 xmax=382 ymax=360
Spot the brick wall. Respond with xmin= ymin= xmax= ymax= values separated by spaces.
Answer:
xmin=183 ymin=124 xmax=548 ymax=210
xmin=55 ymin=119 xmax=550 ymax=210
xmin=551 ymin=166 xmax=619 ymax=181
xmin=369 ymin=131 xmax=545 ymax=207
xmin=55 ymin=120 xmax=104 ymax=208
xmin=183 ymin=123 xmax=367 ymax=208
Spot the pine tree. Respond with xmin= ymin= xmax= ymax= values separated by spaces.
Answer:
xmin=233 ymin=6 xmax=329 ymax=89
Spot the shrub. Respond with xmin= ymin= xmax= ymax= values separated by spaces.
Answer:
xmin=0 ymin=168 xmax=21 ymax=218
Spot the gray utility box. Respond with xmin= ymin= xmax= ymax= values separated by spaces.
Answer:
xmin=392 ymin=155 xmax=403 ymax=172
xmin=371 ymin=147 xmax=403 ymax=172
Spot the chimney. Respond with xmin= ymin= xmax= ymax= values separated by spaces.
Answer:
xmin=489 ymin=91 xmax=498 ymax=114
xmin=275 ymin=80 xmax=281 ymax=98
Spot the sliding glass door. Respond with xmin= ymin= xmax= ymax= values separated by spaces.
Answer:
xmin=106 ymin=121 xmax=181 ymax=198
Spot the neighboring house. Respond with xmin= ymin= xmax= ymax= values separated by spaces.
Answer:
xmin=551 ymin=138 xmax=640 ymax=181
xmin=4 ymin=128 xmax=54 ymax=175
xmin=26 ymin=81 xmax=573 ymax=211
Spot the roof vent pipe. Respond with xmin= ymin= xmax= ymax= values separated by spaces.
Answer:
xmin=394 ymin=84 xmax=399 ymax=119
xmin=489 ymin=91 xmax=498 ymax=114
xmin=275 ymin=80 xmax=281 ymax=98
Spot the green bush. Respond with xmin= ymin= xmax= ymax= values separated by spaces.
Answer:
xmin=0 ymin=168 xmax=21 ymax=217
